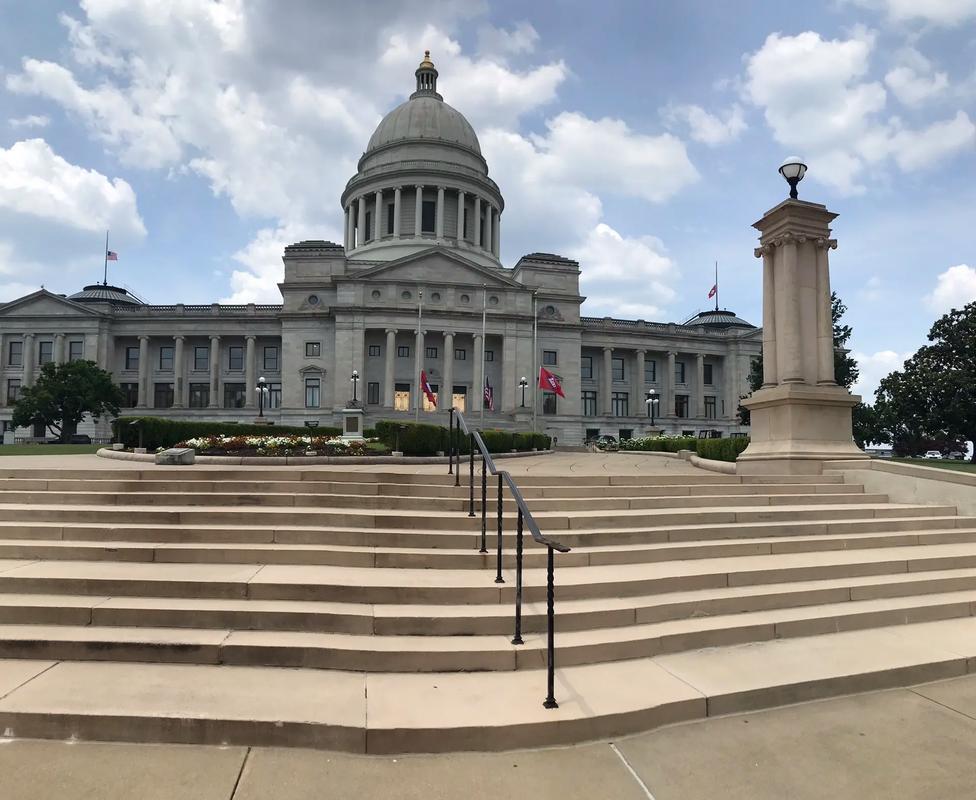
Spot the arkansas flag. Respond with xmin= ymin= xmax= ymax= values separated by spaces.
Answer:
xmin=707 ymin=284 xmax=717 ymax=299
xmin=420 ymin=369 xmax=437 ymax=408
xmin=538 ymin=366 xmax=565 ymax=398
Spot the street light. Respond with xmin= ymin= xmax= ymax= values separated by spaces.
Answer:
xmin=778 ymin=156 xmax=807 ymax=200
xmin=350 ymin=369 xmax=360 ymax=405
xmin=645 ymin=388 xmax=659 ymax=427
xmin=519 ymin=376 xmax=528 ymax=407
xmin=255 ymin=376 xmax=269 ymax=418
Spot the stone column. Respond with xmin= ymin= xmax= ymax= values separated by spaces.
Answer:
xmin=666 ymin=351 xmax=676 ymax=417
xmin=384 ymin=329 xmax=396 ymax=408
xmin=208 ymin=335 xmax=220 ymax=408
xmin=21 ymin=333 xmax=34 ymax=387
xmin=501 ymin=333 xmax=517 ymax=412
xmin=457 ymin=190 xmax=466 ymax=240
xmin=602 ymin=346 xmax=613 ymax=415
xmin=473 ymin=196 xmax=482 ymax=249
xmin=136 ymin=335 xmax=150 ymax=408
xmin=696 ymin=353 xmax=705 ymax=417
xmin=245 ymin=335 xmax=256 ymax=409
xmin=484 ymin=204 xmax=493 ymax=254
xmin=393 ymin=187 xmax=402 ymax=238
xmin=54 ymin=333 xmax=65 ymax=364
xmin=435 ymin=186 xmax=445 ymax=238
xmin=413 ymin=328 xmax=425 ymax=412
xmin=414 ymin=185 xmax=423 ymax=236
xmin=343 ymin=206 xmax=350 ymax=250
xmin=442 ymin=332 xmax=454 ymax=408
xmin=373 ymin=190 xmax=383 ymax=241
xmin=634 ymin=350 xmax=645 ymax=412
xmin=760 ymin=247 xmax=777 ymax=387
xmin=473 ymin=333 xmax=484 ymax=412
xmin=493 ymin=212 xmax=501 ymax=256
xmin=816 ymin=241 xmax=835 ymax=385
xmin=173 ymin=335 xmax=185 ymax=408
xmin=779 ymin=237 xmax=803 ymax=383
xmin=357 ymin=196 xmax=366 ymax=246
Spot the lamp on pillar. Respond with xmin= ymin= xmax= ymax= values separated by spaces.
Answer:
xmin=350 ymin=369 xmax=360 ymax=406
xmin=645 ymin=388 xmax=658 ymax=427
xmin=255 ymin=376 xmax=269 ymax=418
xmin=519 ymin=376 xmax=528 ymax=408
xmin=778 ymin=156 xmax=807 ymax=200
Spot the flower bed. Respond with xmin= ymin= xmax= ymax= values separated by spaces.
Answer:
xmin=174 ymin=434 xmax=383 ymax=457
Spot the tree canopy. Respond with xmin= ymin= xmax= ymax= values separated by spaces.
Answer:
xmin=12 ymin=360 xmax=122 ymax=442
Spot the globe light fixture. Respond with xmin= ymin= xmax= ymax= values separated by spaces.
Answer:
xmin=255 ymin=375 xmax=269 ymax=418
xmin=350 ymin=369 xmax=360 ymax=405
xmin=519 ymin=376 xmax=528 ymax=408
xmin=778 ymin=156 xmax=808 ymax=199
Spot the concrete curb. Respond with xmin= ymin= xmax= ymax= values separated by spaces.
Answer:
xmin=96 ymin=447 xmax=554 ymax=466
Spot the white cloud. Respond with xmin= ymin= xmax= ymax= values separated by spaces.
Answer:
xmin=665 ymin=104 xmax=747 ymax=146
xmin=926 ymin=264 xmax=976 ymax=313
xmin=476 ymin=22 xmax=540 ymax=57
xmin=885 ymin=65 xmax=948 ymax=106
xmin=8 ymin=114 xmax=50 ymax=129
xmin=852 ymin=349 xmax=912 ymax=400
xmin=847 ymin=0 xmax=976 ymax=26
xmin=221 ymin=221 xmax=321 ymax=304
xmin=889 ymin=112 xmax=976 ymax=170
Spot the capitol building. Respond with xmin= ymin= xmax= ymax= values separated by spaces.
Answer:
xmin=0 ymin=53 xmax=760 ymax=445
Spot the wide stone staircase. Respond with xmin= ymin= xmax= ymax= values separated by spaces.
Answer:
xmin=0 ymin=464 xmax=975 ymax=752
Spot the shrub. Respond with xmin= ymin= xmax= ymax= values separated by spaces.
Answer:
xmin=373 ymin=419 xmax=549 ymax=456
xmin=480 ymin=429 xmax=513 ymax=452
xmin=113 ymin=417 xmax=341 ymax=450
xmin=619 ymin=435 xmax=697 ymax=453
xmin=695 ymin=437 xmax=750 ymax=462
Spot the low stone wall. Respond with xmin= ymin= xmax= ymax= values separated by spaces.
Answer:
xmin=825 ymin=459 xmax=976 ymax=515
xmin=97 ymin=448 xmax=553 ymax=466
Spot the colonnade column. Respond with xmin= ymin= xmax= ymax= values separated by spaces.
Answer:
xmin=816 ymin=240 xmax=835 ymax=385
xmin=602 ymin=347 xmax=613 ymax=415
xmin=21 ymin=333 xmax=34 ymax=387
xmin=760 ymin=247 xmax=777 ymax=387
xmin=483 ymin=205 xmax=492 ymax=253
xmin=457 ymin=191 xmax=466 ymax=240
xmin=344 ymin=206 xmax=351 ymax=251
xmin=245 ymin=335 xmax=256 ymax=409
xmin=414 ymin=185 xmax=423 ymax=236
xmin=666 ymin=351 xmax=676 ymax=418
xmin=492 ymin=213 xmax=500 ymax=256
xmin=393 ymin=187 xmax=402 ymax=237
xmin=780 ymin=237 xmax=802 ymax=383
xmin=435 ymin=186 xmax=445 ymax=238
xmin=173 ymin=335 xmax=185 ymax=408
xmin=696 ymin=353 xmax=705 ymax=418
xmin=136 ymin=335 xmax=150 ymax=409
xmin=54 ymin=333 xmax=65 ymax=365
xmin=208 ymin=335 xmax=220 ymax=409
xmin=373 ymin=190 xmax=383 ymax=241
xmin=442 ymin=332 xmax=454 ymax=408
xmin=473 ymin=196 xmax=482 ymax=249
xmin=413 ymin=328 xmax=425 ymax=412
xmin=634 ymin=350 xmax=645 ymax=413
xmin=357 ymin=196 xmax=366 ymax=246
xmin=472 ymin=333 xmax=484 ymax=412
xmin=384 ymin=329 xmax=396 ymax=408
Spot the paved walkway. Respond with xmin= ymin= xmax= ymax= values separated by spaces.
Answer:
xmin=3 ymin=673 xmax=976 ymax=799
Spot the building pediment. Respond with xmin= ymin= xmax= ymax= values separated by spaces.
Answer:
xmin=0 ymin=290 xmax=103 ymax=318
xmin=346 ymin=248 xmax=521 ymax=289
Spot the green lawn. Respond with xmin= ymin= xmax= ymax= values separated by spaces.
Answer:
xmin=0 ymin=444 xmax=103 ymax=456
xmin=891 ymin=457 xmax=976 ymax=473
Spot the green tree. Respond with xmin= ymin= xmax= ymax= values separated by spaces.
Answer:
xmin=875 ymin=300 xmax=976 ymax=462
xmin=12 ymin=360 xmax=122 ymax=443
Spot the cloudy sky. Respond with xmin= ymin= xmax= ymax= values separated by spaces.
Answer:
xmin=1 ymin=0 xmax=974 ymax=400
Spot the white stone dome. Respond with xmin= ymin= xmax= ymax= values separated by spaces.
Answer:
xmin=366 ymin=95 xmax=481 ymax=156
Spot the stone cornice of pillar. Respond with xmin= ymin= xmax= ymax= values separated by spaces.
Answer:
xmin=385 ymin=328 xmax=397 ymax=335
xmin=137 ymin=334 xmax=150 ymax=341
xmin=173 ymin=334 xmax=185 ymax=341
xmin=754 ymin=235 xmax=838 ymax=258
xmin=753 ymin=198 xmax=837 ymax=249
xmin=245 ymin=334 xmax=256 ymax=341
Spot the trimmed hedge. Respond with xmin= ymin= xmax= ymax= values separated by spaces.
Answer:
xmin=620 ymin=436 xmax=697 ymax=453
xmin=113 ymin=416 xmax=341 ymax=450
xmin=374 ymin=420 xmax=550 ymax=457
xmin=695 ymin=436 xmax=750 ymax=462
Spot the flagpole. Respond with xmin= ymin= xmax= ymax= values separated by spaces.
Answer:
xmin=531 ymin=291 xmax=538 ymax=434
xmin=480 ymin=284 xmax=487 ymax=423
xmin=415 ymin=289 xmax=423 ymax=422
xmin=714 ymin=260 xmax=719 ymax=311
xmin=103 ymin=231 xmax=109 ymax=285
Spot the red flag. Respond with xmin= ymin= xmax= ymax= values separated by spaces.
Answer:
xmin=538 ymin=366 xmax=565 ymax=398
xmin=420 ymin=369 xmax=437 ymax=408
xmin=707 ymin=283 xmax=717 ymax=299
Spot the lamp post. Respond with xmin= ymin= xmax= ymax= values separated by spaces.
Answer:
xmin=778 ymin=156 xmax=807 ymax=199
xmin=645 ymin=388 xmax=658 ymax=428
xmin=350 ymin=369 xmax=360 ymax=405
xmin=255 ymin=376 xmax=269 ymax=418
xmin=519 ymin=376 xmax=528 ymax=408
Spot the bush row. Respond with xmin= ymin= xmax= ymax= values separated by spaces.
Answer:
xmin=113 ymin=417 xmax=342 ymax=450
xmin=694 ymin=436 xmax=750 ymax=462
xmin=373 ymin=420 xmax=550 ymax=457
xmin=619 ymin=435 xmax=751 ymax=462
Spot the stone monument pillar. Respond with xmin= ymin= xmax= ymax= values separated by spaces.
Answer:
xmin=737 ymin=198 xmax=868 ymax=474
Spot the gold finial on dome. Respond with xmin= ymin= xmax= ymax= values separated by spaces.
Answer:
xmin=419 ymin=50 xmax=434 ymax=68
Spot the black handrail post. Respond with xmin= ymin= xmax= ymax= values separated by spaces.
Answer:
xmin=543 ymin=544 xmax=558 ymax=709
xmin=511 ymin=507 xmax=523 ymax=640
xmin=453 ymin=418 xmax=460 ymax=487
xmin=495 ymin=473 xmax=504 ymax=584
xmin=479 ymin=455 xmax=488 ymax=554
xmin=448 ymin=408 xmax=454 ymax=475
xmin=468 ymin=433 xmax=475 ymax=517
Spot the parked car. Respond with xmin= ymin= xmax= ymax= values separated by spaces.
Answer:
xmin=947 ymin=451 xmax=967 ymax=461
xmin=923 ymin=450 xmax=943 ymax=459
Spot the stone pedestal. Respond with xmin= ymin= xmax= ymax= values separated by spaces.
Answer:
xmin=341 ymin=407 xmax=365 ymax=442
xmin=737 ymin=198 xmax=868 ymax=475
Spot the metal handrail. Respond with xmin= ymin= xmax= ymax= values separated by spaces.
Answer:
xmin=448 ymin=407 xmax=569 ymax=709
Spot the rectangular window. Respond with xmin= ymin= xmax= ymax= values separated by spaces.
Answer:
xmin=68 ymin=340 xmax=84 ymax=362
xmin=304 ymin=378 xmax=320 ymax=409
xmin=543 ymin=350 xmax=557 ymax=366
xmin=386 ymin=202 xmax=396 ymax=235
xmin=421 ymin=199 xmax=436 ymax=233
xmin=425 ymin=346 xmax=438 ymax=359
xmin=394 ymin=382 xmax=410 ymax=411
xmin=367 ymin=381 xmax=380 ymax=405
xmin=454 ymin=348 xmax=466 ymax=360
xmin=612 ymin=391 xmax=629 ymax=417
xmin=368 ymin=345 xmax=382 ymax=357
xmin=542 ymin=391 xmax=557 ymax=415
xmin=705 ymin=395 xmax=717 ymax=419
xmin=645 ymin=359 xmax=657 ymax=384
xmin=153 ymin=382 xmax=174 ymax=408
xmin=268 ymin=383 xmax=281 ymax=409
xmin=364 ymin=211 xmax=372 ymax=242
xmin=675 ymin=361 xmax=686 ymax=384
xmin=38 ymin=341 xmax=53 ymax=365
xmin=305 ymin=342 xmax=321 ymax=358
xmin=619 ymin=429 xmax=633 ymax=441
xmin=704 ymin=363 xmax=713 ymax=385
xmin=119 ymin=382 xmax=139 ymax=408
xmin=452 ymin=386 xmax=466 ymax=412
xmin=397 ymin=345 xmax=410 ymax=358
xmin=188 ymin=383 xmax=210 ymax=408
xmin=224 ymin=383 xmax=247 ymax=408
xmin=581 ymin=355 xmax=593 ymax=380
xmin=228 ymin=346 xmax=244 ymax=371
xmin=582 ymin=390 xmax=597 ymax=417
xmin=612 ymin=357 xmax=625 ymax=382
xmin=194 ymin=346 xmax=209 ymax=371
xmin=675 ymin=394 xmax=689 ymax=418
xmin=6 ymin=379 xmax=21 ymax=406
xmin=485 ymin=350 xmax=494 ymax=362
xmin=263 ymin=346 xmax=279 ymax=372
xmin=125 ymin=346 xmax=139 ymax=371
xmin=159 ymin=345 xmax=174 ymax=371
xmin=7 ymin=341 xmax=23 ymax=367
xmin=423 ymin=383 xmax=438 ymax=412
